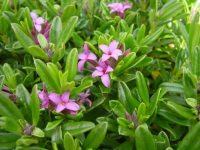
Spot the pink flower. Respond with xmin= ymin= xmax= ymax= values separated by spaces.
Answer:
xmin=49 ymin=91 xmax=80 ymax=113
xmin=38 ymin=85 xmax=50 ymax=109
xmin=99 ymin=40 xmax=122 ymax=61
xmin=92 ymin=60 xmax=113 ymax=87
xmin=31 ymin=12 xmax=45 ymax=32
xmin=78 ymin=90 xmax=92 ymax=107
xmin=78 ymin=43 xmax=97 ymax=72
xmin=107 ymin=2 xmax=132 ymax=18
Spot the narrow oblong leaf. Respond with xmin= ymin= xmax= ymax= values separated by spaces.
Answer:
xmin=109 ymin=100 xmax=127 ymax=117
xmin=135 ymin=124 xmax=156 ymax=150
xmin=83 ymin=122 xmax=108 ymax=149
xmin=62 ymin=121 xmax=95 ymax=135
xmin=0 ymin=92 xmax=24 ymax=120
xmin=65 ymin=48 xmax=78 ymax=81
xmin=50 ymin=16 xmax=62 ymax=45
xmin=136 ymin=71 xmax=149 ymax=106
xmin=27 ymin=46 xmax=49 ymax=60
xmin=63 ymin=132 xmax=76 ymax=150
xmin=30 ymin=85 xmax=40 ymax=126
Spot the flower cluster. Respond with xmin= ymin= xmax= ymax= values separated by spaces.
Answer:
xmin=78 ymin=40 xmax=129 ymax=87
xmin=30 ymin=12 xmax=51 ymax=44
xmin=38 ymin=85 xmax=92 ymax=115
xmin=107 ymin=2 xmax=132 ymax=18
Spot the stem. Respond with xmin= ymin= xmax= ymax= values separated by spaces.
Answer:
xmin=52 ymin=143 xmax=58 ymax=150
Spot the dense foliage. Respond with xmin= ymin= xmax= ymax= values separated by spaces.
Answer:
xmin=0 ymin=0 xmax=200 ymax=149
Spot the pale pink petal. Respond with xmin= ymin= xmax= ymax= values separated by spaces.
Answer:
xmin=35 ymin=24 xmax=42 ymax=32
xmin=78 ymin=60 xmax=86 ymax=72
xmin=84 ymin=43 xmax=90 ymax=54
xmin=49 ymin=93 xmax=61 ymax=104
xmin=92 ymin=70 xmax=104 ymax=77
xmin=101 ymin=54 xmax=111 ymax=61
xmin=38 ymin=91 xmax=45 ymax=101
xmin=99 ymin=44 xmax=109 ymax=54
xmin=56 ymin=104 xmax=65 ymax=112
xmin=87 ymin=53 xmax=97 ymax=60
xmin=78 ymin=53 xmax=87 ymax=60
xmin=30 ymin=12 xmax=37 ymax=20
xmin=98 ymin=59 xmax=108 ymax=69
xmin=65 ymin=101 xmax=80 ymax=111
xmin=106 ymin=66 xmax=113 ymax=73
xmin=109 ymin=40 xmax=119 ymax=52
xmin=61 ymin=91 xmax=70 ymax=103
xmin=36 ymin=17 xmax=44 ymax=24
xmin=96 ymin=66 xmax=103 ymax=71
xmin=101 ymin=74 xmax=110 ymax=87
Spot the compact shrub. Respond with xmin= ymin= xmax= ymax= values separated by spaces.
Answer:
xmin=0 ymin=0 xmax=200 ymax=149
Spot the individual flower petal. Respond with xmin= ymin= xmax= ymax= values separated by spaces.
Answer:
xmin=101 ymin=74 xmax=110 ymax=87
xmin=35 ymin=24 xmax=42 ymax=32
xmin=61 ymin=91 xmax=70 ymax=103
xmin=49 ymin=93 xmax=61 ymax=104
xmin=31 ymin=12 xmax=37 ymax=20
xmin=36 ymin=17 xmax=44 ymax=24
xmin=83 ymin=43 xmax=90 ymax=53
xmin=78 ymin=60 xmax=86 ymax=72
xmin=87 ymin=53 xmax=97 ymax=60
xmin=56 ymin=104 xmax=65 ymax=112
xmin=101 ymin=54 xmax=111 ymax=61
xmin=78 ymin=53 xmax=87 ymax=60
xmin=106 ymin=66 xmax=113 ymax=73
xmin=99 ymin=44 xmax=109 ymax=54
xmin=92 ymin=70 xmax=104 ymax=77
xmin=109 ymin=40 xmax=119 ymax=52
xmin=65 ymin=101 xmax=80 ymax=111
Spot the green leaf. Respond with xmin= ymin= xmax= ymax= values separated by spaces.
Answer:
xmin=166 ymin=101 xmax=196 ymax=119
xmin=135 ymin=124 xmax=156 ymax=150
xmin=0 ymin=132 xmax=20 ymax=150
xmin=3 ymin=63 xmax=17 ymax=89
xmin=83 ymin=122 xmax=108 ymax=149
xmin=37 ymin=34 xmax=48 ymax=49
xmin=32 ymin=127 xmax=44 ymax=138
xmin=30 ymin=85 xmax=40 ymax=126
xmin=160 ymin=82 xmax=184 ymax=93
xmin=63 ymin=132 xmax=76 ymax=150
xmin=186 ymin=98 xmax=197 ymax=108
xmin=141 ymin=27 xmax=164 ymax=45
xmin=65 ymin=48 xmax=78 ymax=81
xmin=0 ymin=92 xmax=24 ymax=120
xmin=61 ymin=5 xmax=77 ymax=21
xmin=178 ymin=122 xmax=200 ymax=150
xmin=0 ymin=117 xmax=22 ymax=134
xmin=71 ymin=79 xmax=93 ymax=96
xmin=109 ymin=100 xmax=127 ymax=117
xmin=45 ymin=119 xmax=64 ymax=131
xmin=0 ymin=75 xmax=4 ymax=90
xmin=57 ymin=16 xmax=78 ymax=47
xmin=136 ymin=71 xmax=149 ymax=106
xmin=118 ymin=125 xmax=135 ymax=137
xmin=11 ymin=23 xmax=34 ymax=49
xmin=27 ymin=46 xmax=49 ymax=61
xmin=118 ymin=82 xmax=139 ymax=112
xmin=34 ymin=59 xmax=61 ymax=93
xmin=50 ymin=16 xmax=62 ymax=45
xmin=62 ymin=121 xmax=95 ymax=135
xmin=16 ymin=84 xmax=31 ymax=105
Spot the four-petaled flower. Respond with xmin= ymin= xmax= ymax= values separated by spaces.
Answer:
xmin=49 ymin=91 xmax=80 ymax=113
xmin=99 ymin=40 xmax=122 ymax=61
xmin=107 ymin=2 xmax=132 ymax=18
xmin=92 ymin=60 xmax=113 ymax=87
xmin=78 ymin=43 xmax=97 ymax=72
xmin=31 ymin=12 xmax=45 ymax=32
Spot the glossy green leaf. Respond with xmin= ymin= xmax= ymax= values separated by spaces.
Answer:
xmin=135 ymin=124 xmax=156 ymax=150
xmin=0 ymin=117 xmax=22 ymax=134
xmin=30 ymin=85 xmax=40 ymax=126
xmin=0 ymin=92 xmax=24 ymax=120
xmin=83 ymin=122 xmax=108 ymax=149
xmin=118 ymin=82 xmax=139 ymax=112
xmin=65 ymin=48 xmax=78 ymax=81
xmin=0 ymin=75 xmax=4 ymax=90
xmin=63 ymin=132 xmax=76 ymax=150
xmin=109 ymin=100 xmax=127 ymax=117
xmin=16 ymin=84 xmax=31 ymax=105
xmin=62 ymin=121 xmax=95 ymax=135
xmin=11 ymin=23 xmax=34 ymax=49
xmin=45 ymin=119 xmax=64 ymax=131
xmin=136 ymin=71 xmax=149 ymax=106
xmin=27 ymin=46 xmax=49 ymax=61
xmin=50 ymin=16 xmax=62 ymax=45
xmin=71 ymin=80 xmax=93 ymax=96
xmin=57 ymin=16 xmax=78 ymax=47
